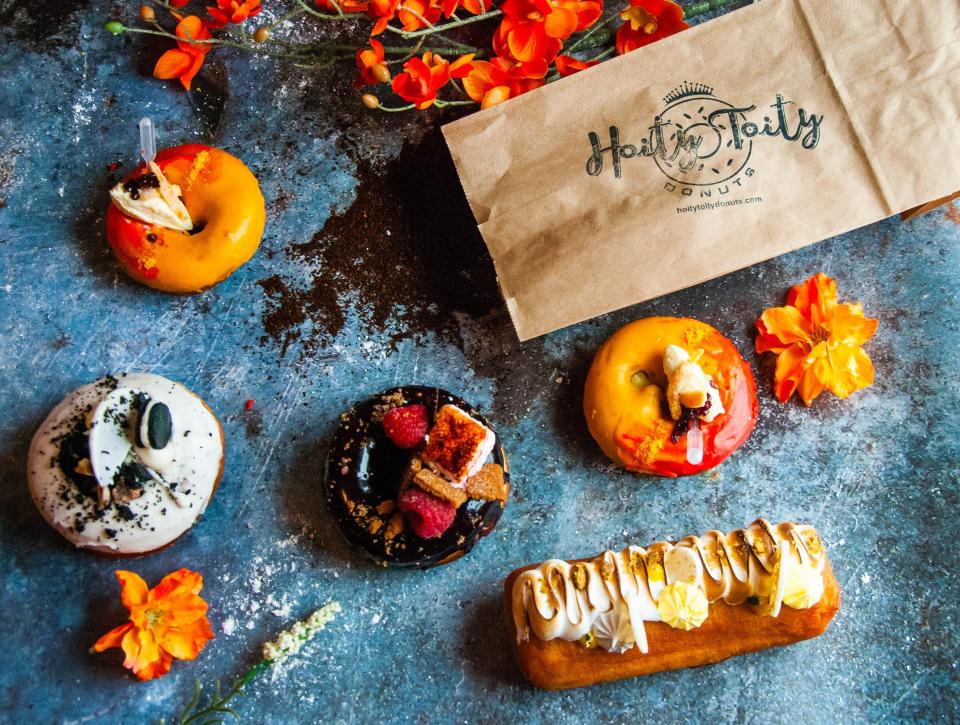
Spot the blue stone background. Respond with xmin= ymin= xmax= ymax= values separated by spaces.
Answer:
xmin=0 ymin=1 xmax=957 ymax=722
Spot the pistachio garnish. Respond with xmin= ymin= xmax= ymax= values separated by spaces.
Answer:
xmin=572 ymin=563 xmax=588 ymax=590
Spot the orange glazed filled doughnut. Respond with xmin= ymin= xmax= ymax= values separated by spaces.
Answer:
xmin=584 ymin=317 xmax=757 ymax=477
xmin=106 ymin=144 xmax=265 ymax=293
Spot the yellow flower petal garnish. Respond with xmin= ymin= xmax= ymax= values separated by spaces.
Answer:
xmin=782 ymin=563 xmax=825 ymax=610
xmin=656 ymin=580 xmax=708 ymax=630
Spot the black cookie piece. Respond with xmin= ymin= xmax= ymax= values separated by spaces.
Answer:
xmin=324 ymin=386 xmax=509 ymax=569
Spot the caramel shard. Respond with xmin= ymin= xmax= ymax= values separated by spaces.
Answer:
xmin=413 ymin=468 xmax=468 ymax=507
xmin=465 ymin=463 xmax=507 ymax=502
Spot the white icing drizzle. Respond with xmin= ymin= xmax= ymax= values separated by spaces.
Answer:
xmin=511 ymin=520 xmax=827 ymax=654
xmin=27 ymin=373 xmax=222 ymax=554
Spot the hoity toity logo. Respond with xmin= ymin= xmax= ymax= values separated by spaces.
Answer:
xmin=585 ymin=81 xmax=824 ymax=197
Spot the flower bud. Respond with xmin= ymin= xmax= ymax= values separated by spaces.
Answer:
xmin=104 ymin=21 xmax=126 ymax=35
xmin=253 ymin=26 xmax=270 ymax=43
xmin=361 ymin=93 xmax=379 ymax=110
xmin=372 ymin=63 xmax=391 ymax=83
xmin=139 ymin=5 xmax=156 ymax=22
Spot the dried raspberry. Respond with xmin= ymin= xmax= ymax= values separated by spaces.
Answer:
xmin=382 ymin=404 xmax=429 ymax=449
xmin=398 ymin=487 xmax=456 ymax=539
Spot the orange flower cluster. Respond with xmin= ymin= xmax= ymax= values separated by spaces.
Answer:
xmin=756 ymin=273 xmax=878 ymax=406
xmin=392 ymin=52 xmax=473 ymax=109
xmin=135 ymin=0 xmax=688 ymax=110
xmin=207 ymin=0 xmax=263 ymax=28
xmin=356 ymin=0 xmax=688 ymax=111
xmin=92 ymin=569 xmax=214 ymax=681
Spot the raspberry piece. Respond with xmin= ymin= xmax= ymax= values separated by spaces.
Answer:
xmin=398 ymin=487 xmax=456 ymax=539
xmin=382 ymin=404 xmax=429 ymax=449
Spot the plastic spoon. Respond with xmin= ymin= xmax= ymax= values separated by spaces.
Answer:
xmin=139 ymin=116 xmax=156 ymax=165
xmin=686 ymin=419 xmax=704 ymax=466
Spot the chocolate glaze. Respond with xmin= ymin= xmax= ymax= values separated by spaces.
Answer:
xmin=324 ymin=386 xmax=508 ymax=569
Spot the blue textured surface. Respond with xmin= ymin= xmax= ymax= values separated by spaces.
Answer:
xmin=0 ymin=2 xmax=958 ymax=723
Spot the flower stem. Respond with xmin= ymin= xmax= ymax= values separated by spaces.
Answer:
xmin=386 ymin=8 xmax=501 ymax=39
xmin=267 ymin=7 xmax=308 ymax=29
xmin=295 ymin=0 xmax=355 ymax=19
xmin=565 ymin=12 xmax=620 ymax=54
xmin=682 ymin=0 xmax=743 ymax=18
xmin=176 ymin=659 xmax=272 ymax=725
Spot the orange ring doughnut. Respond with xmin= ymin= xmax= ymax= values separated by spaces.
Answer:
xmin=106 ymin=144 xmax=265 ymax=293
xmin=584 ymin=317 xmax=758 ymax=477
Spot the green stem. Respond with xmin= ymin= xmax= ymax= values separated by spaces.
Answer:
xmin=565 ymin=12 xmax=619 ymax=54
xmin=376 ymin=102 xmax=418 ymax=112
xmin=295 ymin=0 xmax=356 ymax=20
xmin=176 ymin=660 xmax=272 ymax=725
xmin=682 ymin=0 xmax=742 ymax=18
xmin=386 ymin=8 xmax=501 ymax=39
xmin=267 ymin=7 xmax=308 ymax=29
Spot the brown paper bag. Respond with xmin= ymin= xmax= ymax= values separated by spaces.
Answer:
xmin=442 ymin=0 xmax=960 ymax=341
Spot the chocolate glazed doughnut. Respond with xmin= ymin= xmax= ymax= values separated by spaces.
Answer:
xmin=324 ymin=386 xmax=509 ymax=568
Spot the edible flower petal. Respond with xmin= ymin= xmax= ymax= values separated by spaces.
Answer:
xmin=152 ymin=16 xmax=212 ymax=91
xmin=615 ymin=0 xmax=688 ymax=56
xmin=391 ymin=52 xmax=452 ymax=109
xmin=206 ymin=0 xmax=263 ymax=28
xmin=497 ymin=0 xmax=601 ymax=63
xmin=92 ymin=568 xmax=214 ymax=681
xmin=462 ymin=57 xmax=547 ymax=109
xmin=554 ymin=54 xmax=599 ymax=76
xmin=355 ymin=39 xmax=388 ymax=87
xmin=756 ymin=272 xmax=878 ymax=405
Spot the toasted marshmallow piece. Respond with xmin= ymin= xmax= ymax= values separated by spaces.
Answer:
xmin=663 ymin=344 xmax=725 ymax=423
xmin=109 ymin=161 xmax=193 ymax=231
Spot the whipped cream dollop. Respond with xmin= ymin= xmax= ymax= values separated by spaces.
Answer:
xmin=663 ymin=344 xmax=725 ymax=422
xmin=109 ymin=161 xmax=193 ymax=231
xmin=511 ymin=520 xmax=827 ymax=655
xmin=28 ymin=373 xmax=222 ymax=554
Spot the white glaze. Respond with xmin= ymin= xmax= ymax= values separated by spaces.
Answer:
xmin=512 ymin=520 xmax=827 ymax=654
xmin=28 ymin=373 xmax=222 ymax=554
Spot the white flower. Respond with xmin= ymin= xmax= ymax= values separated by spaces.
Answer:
xmin=262 ymin=601 xmax=342 ymax=664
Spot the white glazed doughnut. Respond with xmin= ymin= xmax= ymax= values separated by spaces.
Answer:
xmin=27 ymin=373 xmax=224 ymax=556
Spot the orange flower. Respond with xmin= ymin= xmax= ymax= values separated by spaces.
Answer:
xmin=355 ymin=39 xmax=388 ymax=87
xmin=153 ymin=15 xmax=212 ymax=91
xmin=207 ymin=0 xmax=263 ymax=27
xmin=554 ymin=53 xmax=598 ymax=76
xmin=462 ymin=56 xmax=547 ymax=109
xmin=442 ymin=0 xmax=487 ymax=16
xmin=615 ymin=0 xmax=688 ymax=55
xmin=756 ymin=273 xmax=878 ymax=406
xmin=497 ymin=0 xmax=601 ymax=63
xmin=92 ymin=569 xmax=214 ymax=681
xmin=367 ymin=0 xmax=445 ymax=34
xmin=398 ymin=0 xmax=443 ymax=30
xmin=391 ymin=52 xmax=472 ymax=109
xmin=317 ymin=0 xmax=369 ymax=11
xmin=368 ymin=0 xmax=400 ymax=34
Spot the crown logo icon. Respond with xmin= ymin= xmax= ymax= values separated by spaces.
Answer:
xmin=663 ymin=81 xmax=714 ymax=104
